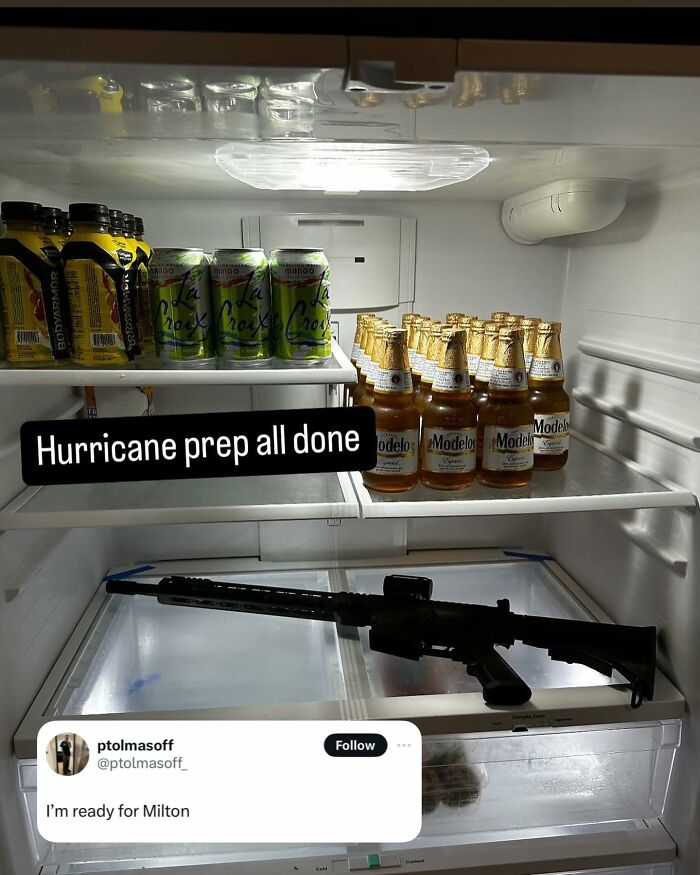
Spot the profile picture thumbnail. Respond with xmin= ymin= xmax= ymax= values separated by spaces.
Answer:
xmin=46 ymin=733 xmax=90 ymax=776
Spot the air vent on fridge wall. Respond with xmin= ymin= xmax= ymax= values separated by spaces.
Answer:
xmin=244 ymin=214 xmax=416 ymax=311
xmin=502 ymin=179 xmax=629 ymax=245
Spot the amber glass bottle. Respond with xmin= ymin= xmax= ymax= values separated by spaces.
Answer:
xmin=414 ymin=324 xmax=445 ymax=416
xmin=477 ymin=327 xmax=534 ymax=488
xmin=358 ymin=327 xmax=387 ymax=409
xmin=521 ymin=317 xmax=541 ymax=372
xmin=529 ymin=320 xmax=569 ymax=470
xmin=472 ymin=321 xmax=500 ymax=412
xmin=412 ymin=319 xmax=432 ymax=393
xmin=347 ymin=314 xmax=365 ymax=405
xmin=352 ymin=318 xmax=375 ymax=406
xmin=406 ymin=315 xmax=422 ymax=379
xmin=421 ymin=329 xmax=477 ymax=490
xmin=362 ymin=328 xmax=420 ymax=493
xmin=466 ymin=319 xmax=484 ymax=386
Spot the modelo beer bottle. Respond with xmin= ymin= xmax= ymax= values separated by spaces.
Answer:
xmin=421 ymin=329 xmax=477 ymax=490
xmin=529 ymin=320 xmax=570 ymax=470
xmin=477 ymin=327 xmax=534 ymax=488
xmin=411 ymin=318 xmax=431 ymax=393
xmin=352 ymin=317 xmax=375 ymax=406
xmin=362 ymin=328 xmax=420 ymax=493
xmin=358 ymin=325 xmax=387 ymax=409
xmin=407 ymin=315 xmax=423 ymax=382
xmin=472 ymin=320 xmax=500 ymax=412
xmin=521 ymin=317 xmax=541 ymax=371
xmin=466 ymin=318 xmax=484 ymax=386
xmin=414 ymin=323 xmax=445 ymax=417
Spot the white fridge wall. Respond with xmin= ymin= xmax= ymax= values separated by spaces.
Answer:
xmin=554 ymin=181 xmax=700 ymax=875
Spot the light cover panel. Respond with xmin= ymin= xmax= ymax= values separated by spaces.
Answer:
xmin=214 ymin=140 xmax=491 ymax=193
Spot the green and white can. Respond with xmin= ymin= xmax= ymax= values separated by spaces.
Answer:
xmin=210 ymin=248 xmax=272 ymax=366
xmin=150 ymin=248 xmax=215 ymax=368
xmin=270 ymin=248 xmax=332 ymax=365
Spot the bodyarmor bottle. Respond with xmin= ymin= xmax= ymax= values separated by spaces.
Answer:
xmin=477 ymin=327 xmax=534 ymax=487
xmin=420 ymin=329 xmax=477 ymax=490
xmin=362 ymin=328 xmax=420 ymax=493
xmin=529 ymin=320 xmax=569 ymax=470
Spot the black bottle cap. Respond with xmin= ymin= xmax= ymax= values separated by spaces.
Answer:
xmin=109 ymin=208 xmax=124 ymax=232
xmin=123 ymin=212 xmax=136 ymax=234
xmin=134 ymin=216 xmax=145 ymax=236
xmin=42 ymin=206 xmax=63 ymax=226
xmin=1 ymin=201 xmax=43 ymax=223
xmin=68 ymin=202 xmax=110 ymax=224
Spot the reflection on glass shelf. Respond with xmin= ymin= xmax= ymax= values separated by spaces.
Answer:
xmin=1 ymin=471 xmax=357 ymax=528
xmin=352 ymin=437 xmax=693 ymax=517
xmin=347 ymin=562 xmax=624 ymax=698
xmin=50 ymin=571 xmax=345 ymax=717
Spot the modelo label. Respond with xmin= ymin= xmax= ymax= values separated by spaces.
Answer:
xmin=534 ymin=412 xmax=569 ymax=455
xmin=482 ymin=424 xmax=534 ymax=471
xmin=423 ymin=427 xmax=476 ymax=473
xmin=412 ymin=352 xmax=425 ymax=374
xmin=467 ymin=352 xmax=481 ymax=376
xmin=372 ymin=429 xmax=419 ymax=475
xmin=530 ymin=357 xmax=564 ymax=380
xmin=475 ymin=357 xmax=494 ymax=383
xmin=489 ymin=366 xmax=527 ymax=390
xmin=432 ymin=368 xmax=470 ymax=392
xmin=374 ymin=369 xmax=413 ymax=393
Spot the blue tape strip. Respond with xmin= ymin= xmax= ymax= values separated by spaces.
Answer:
xmin=502 ymin=550 xmax=553 ymax=561
xmin=103 ymin=565 xmax=156 ymax=582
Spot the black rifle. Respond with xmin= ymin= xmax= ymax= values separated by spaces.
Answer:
xmin=106 ymin=574 xmax=656 ymax=709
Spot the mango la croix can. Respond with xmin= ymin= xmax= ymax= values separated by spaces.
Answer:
xmin=269 ymin=248 xmax=332 ymax=365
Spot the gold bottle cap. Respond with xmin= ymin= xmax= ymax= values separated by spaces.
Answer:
xmin=521 ymin=317 xmax=541 ymax=327
xmin=375 ymin=328 xmax=413 ymax=394
xmin=401 ymin=313 xmax=413 ymax=329
xmin=530 ymin=322 xmax=564 ymax=381
xmin=489 ymin=327 xmax=528 ymax=391
xmin=467 ymin=322 xmax=484 ymax=353
xmin=367 ymin=326 xmax=387 ymax=387
xmin=446 ymin=312 xmax=466 ymax=325
xmin=490 ymin=311 xmax=510 ymax=321
xmin=433 ymin=329 xmax=471 ymax=392
xmin=504 ymin=314 xmax=524 ymax=326
xmin=474 ymin=321 xmax=500 ymax=383
xmin=360 ymin=321 xmax=377 ymax=377
xmin=437 ymin=329 xmax=467 ymax=369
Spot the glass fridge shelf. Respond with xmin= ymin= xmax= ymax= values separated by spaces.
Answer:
xmin=0 ymin=470 xmax=359 ymax=529
xmin=350 ymin=434 xmax=696 ymax=519
xmin=14 ymin=550 xmax=685 ymax=760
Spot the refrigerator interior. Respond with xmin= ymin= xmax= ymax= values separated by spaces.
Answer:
xmin=10 ymin=555 xmax=684 ymax=873
xmin=0 ymin=54 xmax=697 ymax=875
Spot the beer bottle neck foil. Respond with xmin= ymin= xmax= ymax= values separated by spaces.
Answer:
xmin=488 ymin=327 xmax=529 ymax=393
xmin=432 ymin=329 xmax=471 ymax=393
xmin=530 ymin=321 xmax=565 ymax=382
xmin=375 ymin=329 xmax=413 ymax=395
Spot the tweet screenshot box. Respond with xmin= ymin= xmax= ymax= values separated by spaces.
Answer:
xmin=38 ymin=720 xmax=422 ymax=843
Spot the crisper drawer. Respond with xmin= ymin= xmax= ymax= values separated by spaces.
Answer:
xmin=418 ymin=722 xmax=680 ymax=836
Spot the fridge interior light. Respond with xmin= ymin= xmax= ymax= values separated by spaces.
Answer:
xmin=214 ymin=141 xmax=491 ymax=192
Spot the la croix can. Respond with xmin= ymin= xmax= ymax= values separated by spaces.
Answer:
xmin=210 ymin=248 xmax=272 ymax=366
xmin=270 ymin=248 xmax=332 ymax=365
